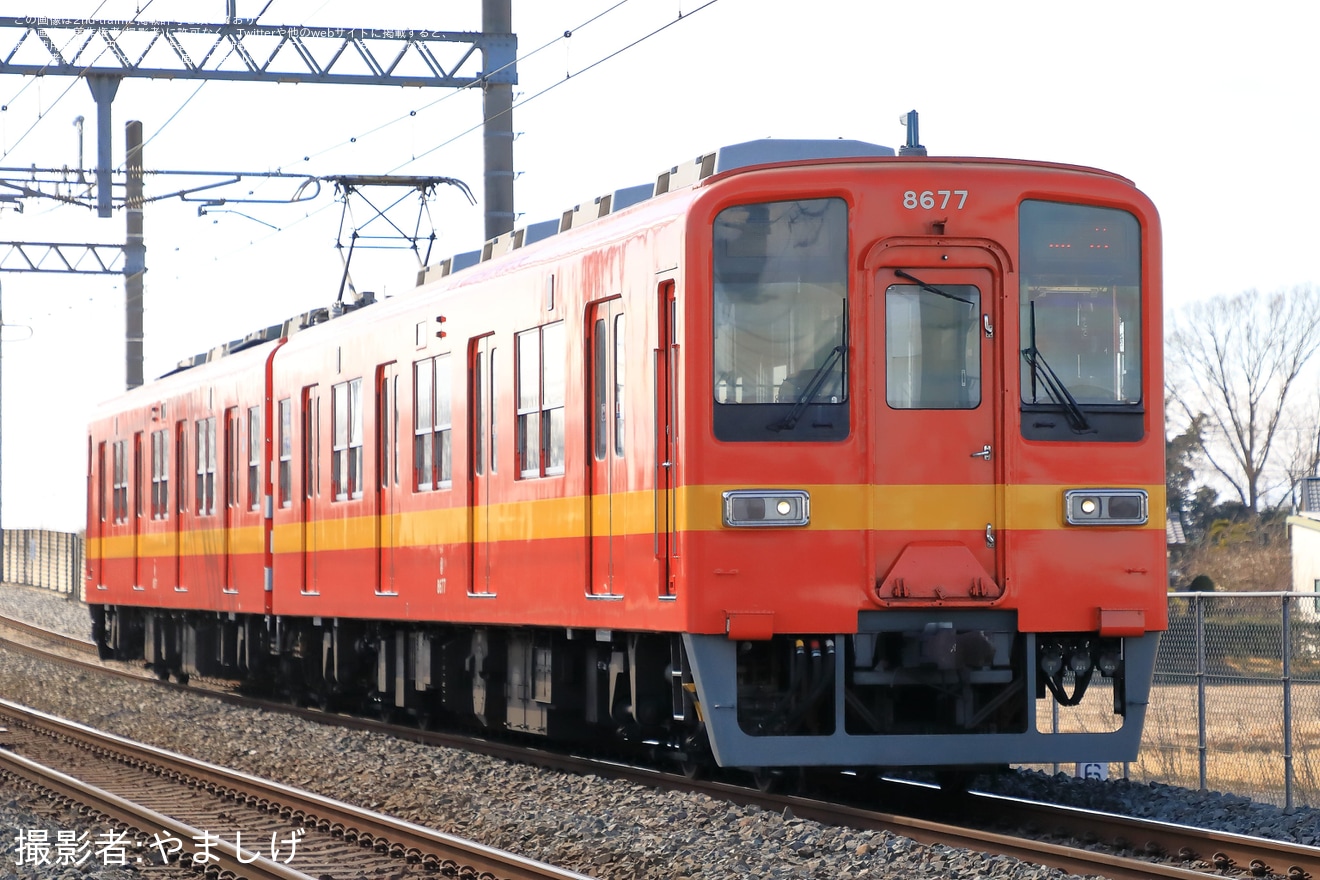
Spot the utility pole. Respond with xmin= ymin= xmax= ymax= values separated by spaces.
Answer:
xmin=86 ymin=75 xmax=120 ymax=219
xmin=483 ymin=0 xmax=515 ymax=239
xmin=1 ymin=275 xmax=5 ymax=583
xmin=125 ymin=122 xmax=145 ymax=389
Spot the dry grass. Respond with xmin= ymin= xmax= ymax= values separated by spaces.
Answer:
xmin=1023 ymin=680 xmax=1320 ymax=807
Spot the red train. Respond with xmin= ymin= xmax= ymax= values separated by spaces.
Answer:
xmin=87 ymin=134 xmax=1166 ymax=778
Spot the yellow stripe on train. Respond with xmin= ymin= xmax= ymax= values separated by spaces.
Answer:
xmin=88 ymin=483 xmax=1165 ymax=559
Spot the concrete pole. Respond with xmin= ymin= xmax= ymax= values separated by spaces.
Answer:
xmin=1 ymin=276 xmax=5 ymax=580
xmin=125 ymin=121 xmax=145 ymax=390
xmin=482 ymin=0 xmax=515 ymax=240
xmin=86 ymin=75 xmax=121 ymax=219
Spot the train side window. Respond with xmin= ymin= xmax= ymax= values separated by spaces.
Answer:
xmin=474 ymin=354 xmax=484 ymax=476
xmin=225 ymin=408 xmax=239 ymax=511
xmin=151 ymin=428 xmax=169 ymax=520
xmin=379 ymin=369 xmax=398 ymax=489
xmin=415 ymin=359 xmax=432 ymax=488
xmin=195 ymin=417 xmax=217 ymax=516
xmin=133 ymin=434 xmax=143 ymax=521
xmin=517 ymin=322 xmax=565 ymax=478
xmin=133 ymin=435 xmax=143 ymax=522
xmin=489 ymin=346 xmax=498 ymax=474
xmin=613 ymin=314 xmax=625 ymax=457
xmin=176 ymin=422 xmax=188 ymax=515
xmin=302 ymin=389 xmax=319 ymax=500
xmin=112 ymin=440 xmax=127 ymax=524
xmin=97 ymin=441 xmax=107 ymax=523
xmin=543 ymin=322 xmax=565 ymax=474
xmin=332 ymin=378 xmax=364 ymax=501
xmin=278 ymin=399 xmax=292 ymax=508
xmin=517 ymin=329 xmax=540 ymax=476
xmin=247 ymin=406 xmax=261 ymax=511
xmin=593 ymin=319 xmax=607 ymax=460
xmin=414 ymin=355 xmax=453 ymax=490
xmin=885 ymin=285 xmax=982 ymax=409
xmin=435 ymin=355 xmax=452 ymax=484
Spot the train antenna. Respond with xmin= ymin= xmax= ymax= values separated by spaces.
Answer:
xmin=898 ymin=110 xmax=927 ymax=157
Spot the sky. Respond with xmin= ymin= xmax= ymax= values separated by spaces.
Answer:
xmin=0 ymin=0 xmax=1317 ymax=531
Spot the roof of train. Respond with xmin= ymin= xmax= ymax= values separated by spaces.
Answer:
xmin=97 ymin=137 xmax=1139 ymax=413
xmin=136 ymin=138 xmax=896 ymax=385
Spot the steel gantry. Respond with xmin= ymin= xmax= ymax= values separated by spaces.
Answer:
xmin=0 ymin=12 xmax=517 ymax=227
xmin=0 ymin=3 xmax=517 ymax=390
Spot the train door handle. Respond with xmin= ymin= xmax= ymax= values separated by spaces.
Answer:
xmin=971 ymin=444 xmax=992 ymax=460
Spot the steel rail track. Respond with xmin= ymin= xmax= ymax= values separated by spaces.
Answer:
xmin=4 ymin=617 xmax=1318 ymax=879
xmin=0 ymin=611 xmax=97 ymax=654
xmin=0 ymin=746 xmax=312 ymax=880
xmin=0 ymin=699 xmax=597 ymax=880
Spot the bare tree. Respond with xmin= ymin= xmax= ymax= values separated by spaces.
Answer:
xmin=1279 ymin=384 xmax=1320 ymax=507
xmin=1167 ymin=285 xmax=1320 ymax=512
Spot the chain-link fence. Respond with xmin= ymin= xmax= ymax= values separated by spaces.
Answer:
xmin=1 ymin=529 xmax=84 ymax=597
xmin=1038 ymin=590 xmax=1320 ymax=810
xmin=1137 ymin=590 xmax=1320 ymax=809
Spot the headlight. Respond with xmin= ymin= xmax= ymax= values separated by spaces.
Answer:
xmin=1064 ymin=489 xmax=1148 ymax=525
xmin=722 ymin=490 xmax=810 ymax=527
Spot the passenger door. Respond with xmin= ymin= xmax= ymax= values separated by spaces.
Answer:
xmin=301 ymin=385 xmax=320 ymax=595
xmin=376 ymin=363 xmax=400 ymax=595
xmin=469 ymin=335 xmax=496 ymax=595
xmin=657 ymin=282 xmax=678 ymax=597
xmin=587 ymin=298 xmax=626 ymax=596
xmin=223 ymin=408 xmax=238 ymax=593
xmin=133 ymin=432 xmax=145 ymax=590
xmin=174 ymin=422 xmax=186 ymax=591
xmin=869 ymin=249 xmax=1002 ymax=600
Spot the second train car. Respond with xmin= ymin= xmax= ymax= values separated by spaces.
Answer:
xmin=87 ymin=135 xmax=1166 ymax=777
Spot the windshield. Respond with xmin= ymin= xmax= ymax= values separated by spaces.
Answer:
xmin=712 ymin=197 xmax=849 ymax=441
xmin=1019 ymin=201 xmax=1141 ymax=406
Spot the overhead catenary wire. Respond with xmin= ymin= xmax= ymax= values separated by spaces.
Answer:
xmin=387 ymin=0 xmax=722 ymax=175
xmin=0 ymin=0 xmax=113 ymax=110
xmin=134 ymin=0 xmax=278 ymax=157
xmin=219 ymin=0 xmax=716 ymax=257
xmin=3 ymin=1 xmax=720 ymax=270
xmin=266 ymin=0 xmax=635 ymax=176
xmin=0 ymin=0 xmax=157 ymax=162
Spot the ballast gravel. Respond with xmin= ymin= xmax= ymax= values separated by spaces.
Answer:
xmin=2 ymin=583 xmax=1317 ymax=879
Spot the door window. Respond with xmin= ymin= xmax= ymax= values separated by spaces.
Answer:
xmin=885 ymin=284 xmax=981 ymax=409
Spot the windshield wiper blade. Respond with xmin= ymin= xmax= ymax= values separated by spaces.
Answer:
xmin=769 ymin=343 xmax=845 ymax=432
xmin=894 ymin=269 xmax=975 ymax=306
xmin=1022 ymin=301 xmax=1093 ymax=433
xmin=1021 ymin=348 xmax=1094 ymax=433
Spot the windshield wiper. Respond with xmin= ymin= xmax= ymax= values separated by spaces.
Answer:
xmin=769 ymin=343 xmax=845 ymax=432
xmin=768 ymin=299 xmax=848 ymax=432
xmin=1021 ymin=301 xmax=1093 ymax=433
xmin=894 ymin=269 xmax=975 ymax=306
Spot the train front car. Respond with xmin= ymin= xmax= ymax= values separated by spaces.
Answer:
xmin=677 ymin=145 xmax=1164 ymax=774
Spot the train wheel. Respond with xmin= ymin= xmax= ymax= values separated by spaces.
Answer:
xmin=677 ymin=730 xmax=713 ymax=780
xmin=679 ymin=758 xmax=709 ymax=780
xmin=751 ymin=767 xmax=802 ymax=794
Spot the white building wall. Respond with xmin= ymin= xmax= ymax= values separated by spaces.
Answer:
xmin=1287 ymin=514 xmax=1320 ymax=620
